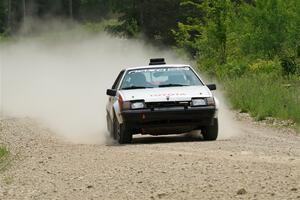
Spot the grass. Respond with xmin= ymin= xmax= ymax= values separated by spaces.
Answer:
xmin=223 ymin=74 xmax=300 ymax=127
xmin=0 ymin=147 xmax=9 ymax=159
xmin=0 ymin=147 xmax=10 ymax=171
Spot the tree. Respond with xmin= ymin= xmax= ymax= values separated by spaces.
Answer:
xmin=174 ymin=0 xmax=233 ymax=64
xmin=109 ymin=0 xmax=182 ymax=44
xmin=0 ymin=0 xmax=116 ymax=34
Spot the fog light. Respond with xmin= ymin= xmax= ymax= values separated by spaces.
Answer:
xmin=191 ymin=99 xmax=206 ymax=106
xmin=131 ymin=102 xmax=145 ymax=109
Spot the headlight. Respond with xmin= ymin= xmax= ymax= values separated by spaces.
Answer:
xmin=122 ymin=101 xmax=131 ymax=110
xmin=191 ymin=98 xmax=207 ymax=106
xmin=131 ymin=102 xmax=145 ymax=109
xmin=206 ymin=97 xmax=215 ymax=106
xmin=118 ymin=95 xmax=131 ymax=111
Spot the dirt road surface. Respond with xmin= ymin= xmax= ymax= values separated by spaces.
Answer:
xmin=0 ymin=115 xmax=299 ymax=200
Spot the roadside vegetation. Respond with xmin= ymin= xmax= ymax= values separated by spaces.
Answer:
xmin=0 ymin=0 xmax=299 ymax=129
xmin=225 ymin=75 xmax=300 ymax=123
xmin=172 ymin=0 xmax=300 ymax=129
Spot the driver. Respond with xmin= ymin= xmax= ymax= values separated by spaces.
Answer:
xmin=130 ymin=72 xmax=147 ymax=87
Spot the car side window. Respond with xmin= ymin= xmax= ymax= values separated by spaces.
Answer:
xmin=112 ymin=70 xmax=125 ymax=89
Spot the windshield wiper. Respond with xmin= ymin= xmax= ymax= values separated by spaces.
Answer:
xmin=122 ymin=86 xmax=154 ymax=90
xmin=158 ymin=84 xmax=188 ymax=88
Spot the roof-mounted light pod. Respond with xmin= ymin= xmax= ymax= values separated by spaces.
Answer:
xmin=149 ymin=58 xmax=166 ymax=65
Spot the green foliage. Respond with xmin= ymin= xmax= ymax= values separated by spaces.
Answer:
xmin=175 ymin=0 xmax=234 ymax=63
xmin=280 ymin=56 xmax=299 ymax=76
xmin=83 ymin=19 xmax=119 ymax=33
xmin=173 ymin=0 xmax=300 ymax=127
xmin=248 ymin=59 xmax=282 ymax=75
xmin=237 ymin=0 xmax=291 ymax=57
xmin=216 ymin=59 xmax=249 ymax=78
xmin=215 ymin=58 xmax=283 ymax=79
xmin=110 ymin=0 xmax=183 ymax=44
xmin=280 ymin=50 xmax=300 ymax=76
xmin=174 ymin=0 xmax=300 ymax=75
xmin=106 ymin=18 xmax=140 ymax=38
xmin=172 ymin=22 xmax=202 ymax=56
xmin=78 ymin=0 xmax=113 ymax=21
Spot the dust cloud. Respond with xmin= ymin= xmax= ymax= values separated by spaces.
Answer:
xmin=0 ymin=29 xmax=239 ymax=144
xmin=214 ymin=91 xmax=240 ymax=139
xmin=0 ymin=31 xmax=183 ymax=144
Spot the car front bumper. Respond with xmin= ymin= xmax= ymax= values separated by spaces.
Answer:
xmin=121 ymin=106 xmax=216 ymax=134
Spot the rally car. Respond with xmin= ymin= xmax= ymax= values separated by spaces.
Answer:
xmin=106 ymin=58 xmax=218 ymax=144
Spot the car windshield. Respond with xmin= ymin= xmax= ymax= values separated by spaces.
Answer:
xmin=120 ymin=67 xmax=203 ymax=90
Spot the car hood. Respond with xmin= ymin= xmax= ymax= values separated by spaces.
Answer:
xmin=119 ymin=85 xmax=212 ymax=102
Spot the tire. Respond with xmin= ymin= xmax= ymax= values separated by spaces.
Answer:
xmin=113 ymin=118 xmax=132 ymax=144
xmin=202 ymin=118 xmax=218 ymax=141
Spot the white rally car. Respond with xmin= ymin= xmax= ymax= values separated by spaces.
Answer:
xmin=106 ymin=58 xmax=218 ymax=144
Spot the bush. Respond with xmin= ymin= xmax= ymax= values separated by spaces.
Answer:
xmin=214 ymin=58 xmax=282 ymax=79
xmin=249 ymin=59 xmax=282 ymax=75
xmin=83 ymin=20 xmax=120 ymax=34
xmin=216 ymin=59 xmax=249 ymax=78
xmin=106 ymin=18 xmax=140 ymax=38
xmin=280 ymin=55 xmax=300 ymax=76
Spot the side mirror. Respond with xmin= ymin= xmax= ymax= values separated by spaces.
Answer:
xmin=106 ymin=89 xmax=117 ymax=96
xmin=207 ymin=84 xmax=217 ymax=91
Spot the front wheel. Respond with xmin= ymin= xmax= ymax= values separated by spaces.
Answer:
xmin=113 ymin=119 xmax=132 ymax=144
xmin=202 ymin=118 xmax=218 ymax=141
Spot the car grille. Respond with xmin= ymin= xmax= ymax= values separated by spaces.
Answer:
xmin=146 ymin=101 xmax=190 ymax=109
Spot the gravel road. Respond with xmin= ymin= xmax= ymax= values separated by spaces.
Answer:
xmin=0 ymin=115 xmax=299 ymax=200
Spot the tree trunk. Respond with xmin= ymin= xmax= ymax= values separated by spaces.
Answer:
xmin=139 ymin=0 xmax=144 ymax=26
xmin=22 ymin=0 xmax=26 ymax=21
xmin=7 ymin=0 xmax=11 ymax=29
xmin=69 ymin=0 xmax=73 ymax=19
